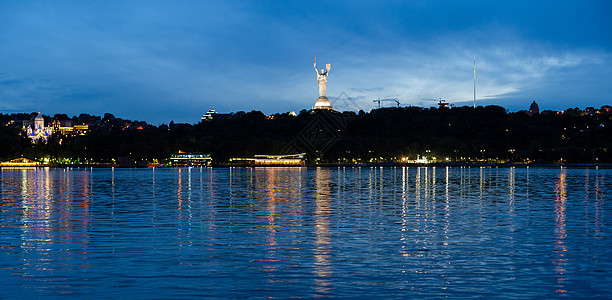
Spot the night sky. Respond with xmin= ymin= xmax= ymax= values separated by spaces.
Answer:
xmin=1 ymin=1 xmax=610 ymax=124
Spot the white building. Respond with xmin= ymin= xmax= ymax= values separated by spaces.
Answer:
xmin=26 ymin=112 xmax=52 ymax=143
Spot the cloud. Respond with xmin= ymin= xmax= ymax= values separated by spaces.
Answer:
xmin=313 ymin=30 xmax=611 ymax=111
xmin=0 ymin=2 xmax=609 ymax=123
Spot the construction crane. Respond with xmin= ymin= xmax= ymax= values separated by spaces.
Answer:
xmin=373 ymin=98 xmax=400 ymax=109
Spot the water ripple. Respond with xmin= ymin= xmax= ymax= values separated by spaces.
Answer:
xmin=1 ymin=166 xmax=610 ymax=298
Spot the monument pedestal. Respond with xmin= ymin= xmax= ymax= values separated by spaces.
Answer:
xmin=313 ymin=96 xmax=333 ymax=110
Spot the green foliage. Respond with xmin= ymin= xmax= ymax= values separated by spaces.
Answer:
xmin=0 ymin=127 xmax=26 ymax=160
xmin=1 ymin=106 xmax=611 ymax=163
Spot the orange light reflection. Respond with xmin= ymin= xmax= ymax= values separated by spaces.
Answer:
xmin=553 ymin=170 xmax=568 ymax=296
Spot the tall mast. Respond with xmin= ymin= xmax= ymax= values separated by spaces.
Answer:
xmin=473 ymin=57 xmax=476 ymax=108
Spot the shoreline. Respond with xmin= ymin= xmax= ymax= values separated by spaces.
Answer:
xmin=3 ymin=162 xmax=611 ymax=169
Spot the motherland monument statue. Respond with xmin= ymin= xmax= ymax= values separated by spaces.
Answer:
xmin=312 ymin=55 xmax=333 ymax=110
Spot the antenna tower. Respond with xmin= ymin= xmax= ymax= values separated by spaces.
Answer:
xmin=473 ymin=57 xmax=476 ymax=108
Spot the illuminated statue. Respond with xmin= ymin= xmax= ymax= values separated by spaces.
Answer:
xmin=313 ymin=55 xmax=333 ymax=110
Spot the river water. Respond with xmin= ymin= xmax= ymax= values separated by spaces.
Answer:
xmin=0 ymin=167 xmax=610 ymax=298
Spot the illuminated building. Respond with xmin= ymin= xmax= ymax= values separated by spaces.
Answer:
xmin=230 ymin=153 xmax=306 ymax=166
xmin=0 ymin=157 xmax=42 ymax=167
xmin=202 ymin=108 xmax=217 ymax=121
xmin=170 ymin=153 xmax=212 ymax=167
xmin=73 ymin=124 xmax=89 ymax=135
xmin=201 ymin=108 xmax=229 ymax=122
xmin=52 ymin=119 xmax=74 ymax=136
xmin=26 ymin=112 xmax=52 ymax=143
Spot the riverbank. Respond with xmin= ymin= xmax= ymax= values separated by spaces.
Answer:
xmin=207 ymin=162 xmax=612 ymax=169
xmin=3 ymin=162 xmax=612 ymax=169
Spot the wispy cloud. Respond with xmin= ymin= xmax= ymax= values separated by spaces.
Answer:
xmin=313 ymin=30 xmax=611 ymax=111
xmin=0 ymin=2 xmax=609 ymax=123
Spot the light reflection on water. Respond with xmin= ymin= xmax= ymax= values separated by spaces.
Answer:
xmin=554 ymin=170 xmax=568 ymax=296
xmin=0 ymin=166 xmax=610 ymax=298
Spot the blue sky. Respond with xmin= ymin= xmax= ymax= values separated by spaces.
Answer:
xmin=1 ymin=0 xmax=610 ymax=124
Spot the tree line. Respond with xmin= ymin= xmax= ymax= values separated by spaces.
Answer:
xmin=1 ymin=106 xmax=611 ymax=164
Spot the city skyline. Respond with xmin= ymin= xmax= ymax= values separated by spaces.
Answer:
xmin=1 ymin=1 xmax=611 ymax=124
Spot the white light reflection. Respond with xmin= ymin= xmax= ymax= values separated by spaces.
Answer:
xmin=400 ymin=166 xmax=409 ymax=256
xmin=460 ymin=166 xmax=465 ymax=198
xmin=415 ymin=167 xmax=421 ymax=209
xmin=186 ymin=167 xmax=193 ymax=247
xmin=176 ymin=168 xmax=184 ymax=249
xmin=368 ymin=167 xmax=374 ymax=203
xmin=443 ymin=166 xmax=450 ymax=245
xmin=379 ymin=166 xmax=384 ymax=201
xmin=430 ymin=167 xmax=436 ymax=229
xmin=14 ymin=168 xmax=92 ymax=286
xmin=431 ymin=166 xmax=436 ymax=196
xmin=206 ymin=167 xmax=218 ymax=245
xmin=313 ymin=167 xmax=333 ymax=297
xmin=479 ymin=167 xmax=485 ymax=199
xmin=508 ymin=167 xmax=516 ymax=233
xmin=594 ymin=169 xmax=604 ymax=237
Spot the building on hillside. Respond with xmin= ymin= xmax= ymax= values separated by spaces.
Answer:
xmin=584 ymin=107 xmax=596 ymax=115
xmin=73 ymin=124 xmax=89 ymax=135
xmin=52 ymin=119 xmax=74 ymax=136
xmin=201 ymin=108 xmax=231 ymax=122
xmin=170 ymin=153 xmax=212 ymax=167
xmin=26 ymin=112 xmax=52 ymax=143
xmin=529 ymin=101 xmax=539 ymax=115
xmin=202 ymin=108 xmax=217 ymax=121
